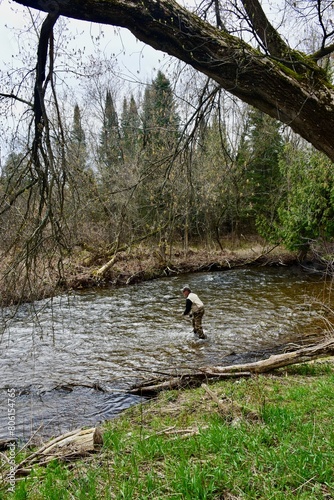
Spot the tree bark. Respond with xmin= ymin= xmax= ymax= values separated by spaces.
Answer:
xmin=12 ymin=427 xmax=103 ymax=477
xmin=202 ymin=338 xmax=334 ymax=374
xmin=13 ymin=0 xmax=334 ymax=161
xmin=130 ymin=338 xmax=334 ymax=395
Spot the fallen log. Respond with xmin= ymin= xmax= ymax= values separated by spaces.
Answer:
xmin=13 ymin=427 xmax=103 ymax=477
xmin=130 ymin=337 xmax=334 ymax=395
xmin=201 ymin=338 xmax=334 ymax=375
xmin=130 ymin=371 xmax=252 ymax=396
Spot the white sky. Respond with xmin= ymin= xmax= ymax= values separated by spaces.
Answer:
xmin=0 ymin=0 xmax=169 ymax=80
xmin=0 ymin=0 xmax=200 ymax=79
xmin=0 ymin=0 xmax=199 ymax=161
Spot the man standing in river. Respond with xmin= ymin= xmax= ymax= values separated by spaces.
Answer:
xmin=182 ymin=286 xmax=206 ymax=339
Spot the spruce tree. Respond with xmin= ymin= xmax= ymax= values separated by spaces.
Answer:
xmin=67 ymin=103 xmax=87 ymax=175
xmin=120 ymin=94 xmax=141 ymax=162
xmin=71 ymin=104 xmax=86 ymax=146
xmin=244 ymin=107 xmax=284 ymax=233
xmin=142 ymin=70 xmax=180 ymax=152
xmin=99 ymin=90 xmax=122 ymax=176
xmin=137 ymin=71 xmax=181 ymax=244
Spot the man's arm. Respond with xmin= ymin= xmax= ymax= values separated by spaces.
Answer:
xmin=183 ymin=298 xmax=192 ymax=316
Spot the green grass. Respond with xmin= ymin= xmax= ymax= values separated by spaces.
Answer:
xmin=1 ymin=362 xmax=334 ymax=499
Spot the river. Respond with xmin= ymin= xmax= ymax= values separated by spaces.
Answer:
xmin=0 ymin=265 xmax=330 ymax=442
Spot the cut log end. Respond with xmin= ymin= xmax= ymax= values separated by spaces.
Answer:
xmin=13 ymin=426 xmax=103 ymax=478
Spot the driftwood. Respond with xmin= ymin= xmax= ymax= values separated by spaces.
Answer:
xmin=201 ymin=338 xmax=334 ymax=375
xmin=130 ymin=338 xmax=334 ymax=395
xmin=96 ymin=253 xmax=119 ymax=277
xmin=13 ymin=427 xmax=103 ymax=477
xmin=130 ymin=371 xmax=252 ymax=396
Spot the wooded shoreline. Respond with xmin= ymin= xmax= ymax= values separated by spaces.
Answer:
xmin=3 ymin=244 xmax=304 ymax=307
xmin=67 ymin=244 xmax=301 ymax=290
xmin=2 ymin=244 xmax=334 ymax=492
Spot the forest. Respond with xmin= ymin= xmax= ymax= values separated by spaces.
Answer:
xmin=1 ymin=0 xmax=334 ymax=305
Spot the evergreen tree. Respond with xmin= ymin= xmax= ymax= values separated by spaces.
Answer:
xmin=134 ymin=71 xmax=182 ymax=246
xmin=71 ymin=104 xmax=86 ymax=146
xmin=243 ymin=108 xmax=285 ymax=233
xmin=99 ymin=90 xmax=122 ymax=174
xmin=271 ymin=146 xmax=334 ymax=256
xmin=142 ymin=71 xmax=180 ymax=152
xmin=120 ymin=94 xmax=141 ymax=161
xmin=67 ymin=104 xmax=87 ymax=173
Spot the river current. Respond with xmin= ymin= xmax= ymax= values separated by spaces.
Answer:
xmin=0 ymin=266 xmax=330 ymax=442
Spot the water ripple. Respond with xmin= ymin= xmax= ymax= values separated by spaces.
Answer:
xmin=0 ymin=266 xmax=329 ymax=441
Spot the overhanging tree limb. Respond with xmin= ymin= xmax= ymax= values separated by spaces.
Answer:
xmin=240 ymin=0 xmax=289 ymax=58
xmin=33 ymin=11 xmax=59 ymax=152
xmin=12 ymin=0 xmax=334 ymax=161
xmin=311 ymin=42 xmax=334 ymax=61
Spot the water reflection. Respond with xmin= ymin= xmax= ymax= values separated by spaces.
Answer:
xmin=0 ymin=266 xmax=330 ymax=441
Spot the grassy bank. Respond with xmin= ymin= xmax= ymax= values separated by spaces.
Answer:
xmin=2 ymin=361 xmax=334 ymax=499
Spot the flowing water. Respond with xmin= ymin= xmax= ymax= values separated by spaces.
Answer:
xmin=0 ymin=265 xmax=331 ymax=442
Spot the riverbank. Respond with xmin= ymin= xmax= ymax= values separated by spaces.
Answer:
xmin=66 ymin=242 xmax=299 ymax=289
xmin=0 ymin=241 xmax=300 ymax=307
xmin=2 ymin=360 xmax=334 ymax=499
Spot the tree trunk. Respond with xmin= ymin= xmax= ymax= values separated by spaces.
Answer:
xmin=13 ymin=0 xmax=334 ymax=161
xmin=13 ymin=427 xmax=103 ymax=477
xmin=130 ymin=338 xmax=334 ymax=395
xmin=202 ymin=338 xmax=334 ymax=374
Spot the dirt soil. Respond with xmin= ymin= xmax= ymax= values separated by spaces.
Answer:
xmin=66 ymin=244 xmax=298 ymax=290
xmin=0 ymin=243 xmax=299 ymax=307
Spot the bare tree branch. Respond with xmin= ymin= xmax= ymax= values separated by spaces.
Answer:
xmin=0 ymin=93 xmax=33 ymax=107
xmin=11 ymin=0 xmax=334 ymax=161
xmin=33 ymin=11 xmax=59 ymax=152
xmin=241 ymin=0 xmax=289 ymax=58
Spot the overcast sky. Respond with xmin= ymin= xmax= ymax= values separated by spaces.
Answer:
xmin=0 ymin=0 xmax=173 ymax=81
xmin=0 ymin=0 xmax=201 ymax=81
xmin=0 ymin=0 xmax=199 ymax=161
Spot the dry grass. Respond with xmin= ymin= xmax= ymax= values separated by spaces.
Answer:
xmin=0 ymin=241 xmax=296 ymax=307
